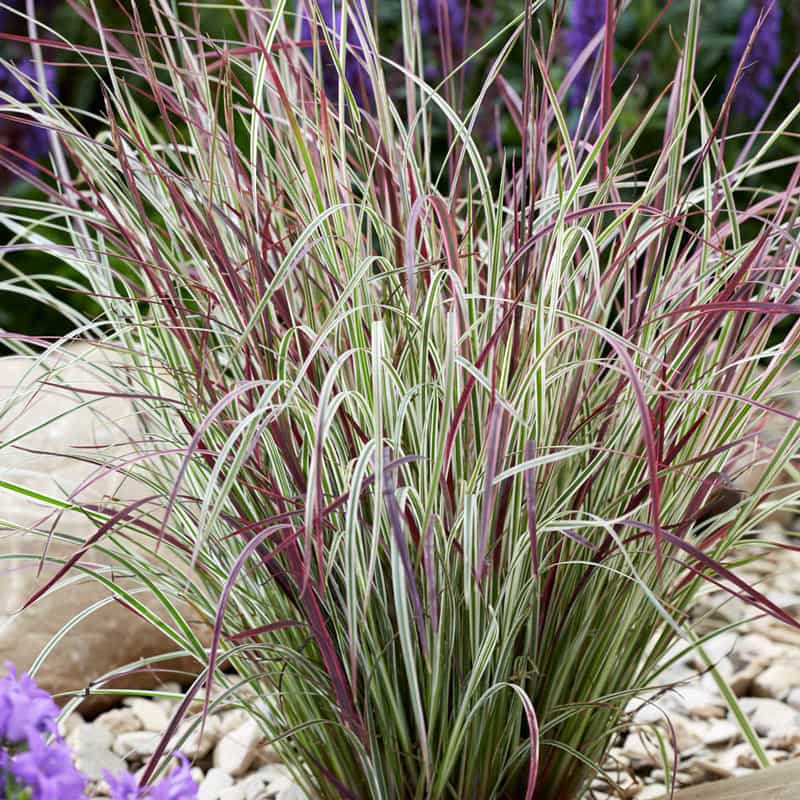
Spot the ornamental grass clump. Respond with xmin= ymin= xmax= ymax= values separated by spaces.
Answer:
xmin=2 ymin=1 xmax=800 ymax=798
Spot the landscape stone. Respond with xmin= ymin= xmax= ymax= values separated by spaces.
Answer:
xmin=127 ymin=697 xmax=171 ymax=732
xmin=95 ymin=707 xmax=143 ymax=736
xmin=753 ymin=663 xmax=800 ymax=700
xmin=199 ymin=768 xmax=234 ymax=800
xmin=112 ymin=730 xmax=161 ymax=759
xmin=739 ymin=697 xmax=800 ymax=736
xmin=0 ymin=348 xmax=207 ymax=714
xmin=214 ymin=718 xmax=264 ymax=777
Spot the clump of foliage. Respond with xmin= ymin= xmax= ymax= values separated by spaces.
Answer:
xmin=2 ymin=1 xmax=800 ymax=799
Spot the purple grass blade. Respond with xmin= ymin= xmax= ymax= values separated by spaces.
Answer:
xmin=382 ymin=448 xmax=429 ymax=659
xmin=476 ymin=402 xmax=504 ymax=583
xmin=524 ymin=440 xmax=539 ymax=579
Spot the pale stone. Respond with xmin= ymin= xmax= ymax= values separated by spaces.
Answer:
xmin=735 ymin=633 xmax=786 ymax=664
xmin=75 ymin=745 xmax=128 ymax=781
xmin=67 ymin=722 xmax=114 ymax=753
xmin=690 ymin=633 xmax=739 ymax=669
xmin=668 ymin=685 xmax=725 ymax=719
xmin=95 ymin=707 xmax=143 ymax=736
xmin=112 ymin=730 xmax=161 ymax=759
xmin=127 ymin=697 xmax=171 ymax=732
xmin=638 ymin=786 xmax=667 ymax=800
xmin=730 ymin=661 xmax=765 ymax=697
xmin=199 ymin=768 xmax=234 ymax=800
xmin=702 ymin=719 xmax=742 ymax=747
xmin=174 ymin=715 xmax=223 ymax=760
xmin=753 ymin=663 xmax=800 ymax=700
xmin=684 ymin=756 xmax=734 ymax=781
xmin=740 ymin=697 xmax=800 ymax=736
xmin=269 ymin=778 xmax=309 ymax=800
xmin=251 ymin=764 xmax=293 ymax=784
xmin=213 ymin=718 xmax=264 ymax=777
xmin=218 ymin=785 xmax=247 ymax=800
xmin=621 ymin=731 xmax=673 ymax=769
xmin=766 ymin=729 xmax=800 ymax=751
xmin=68 ymin=723 xmax=128 ymax=780
xmin=0 ymin=347 xmax=207 ymax=714
xmin=787 ymin=687 xmax=800 ymax=710
xmin=218 ymin=777 xmax=270 ymax=800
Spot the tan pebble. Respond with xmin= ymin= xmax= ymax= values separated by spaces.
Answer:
xmin=174 ymin=715 xmax=223 ymax=760
xmin=638 ymin=786 xmax=667 ymax=800
xmin=112 ymin=730 xmax=161 ymax=760
xmin=213 ymin=718 xmax=264 ymax=777
xmin=94 ymin=708 xmax=143 ymax=736
xmin=126 ymin=698 xmax=171 ymax=733
xmin=753 ymin=662 xmax=800 ymax=700
xmin=199 ymin=768 xmax=234 ymax=800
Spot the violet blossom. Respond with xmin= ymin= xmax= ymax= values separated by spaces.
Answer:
xmin=8 ymin=735 xmax=86 ymax=800
xmin=104 ymin=755 xmax=198 ymax=800
xmin=0 ymin=665 xmax=197 ymax=800
xmin=0 ymin=663 xmax=60 ymax=748
xmin=726 ymin=0 xmax=782 ymax=119
xmin=417 ymin=0 xmax=466 ymax=50
xmin=298 ymin=1 xmax=372 ymax=107
xmin=0 ymin=58 xmax=57 ymax=178
xmin=565 ymin=0 xmax=607 ymax=112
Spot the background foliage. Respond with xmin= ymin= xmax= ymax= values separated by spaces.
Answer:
xmin=1 ymin=0 xmax=799 ymax=340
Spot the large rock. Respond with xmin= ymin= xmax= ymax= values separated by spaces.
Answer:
xmin=736 ymin=368 xmax=800 ymax=527
xmin=0 ymin=344 xmax=205 ymax=714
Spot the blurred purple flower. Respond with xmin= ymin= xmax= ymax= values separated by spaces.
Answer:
xmin=565 ymin=0 xmax=606 ymax=111
xmin=298 ymin=1 xmax=372 ymax=107
xmin=0 ymin=0 xmax=58 ymax=31
xmin=0 ymin=59 xmax=56 ymax=176
xmin=418 ymin=0 xmax=466 ymax=48
xmin=147 ymin=755 xmax=197 ymax=800
xmin=8 ymin=735 xmax=86 ymax=800
xmin=726 ymin=0 xmax=781 ymax=119
xmin=0 ymin=663 xmax=60 ymax=748
xmin=105 ymin=755 xmax=197 ymax=800
xmin=105 ymin=770 xmax=143 ymax=800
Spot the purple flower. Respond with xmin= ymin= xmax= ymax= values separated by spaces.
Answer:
xmin=8 ymin=735 xmax=86 ymax=800
xmin=147 ymin=755 xmax=197 ymax=800
xmin=0 ymin=0 xmax=58 ymax=32
xmin=298 ymin=1 xmax=372 ymax=107
xmin=0 ymin=59 xmax=56 ymax=177
xmin=726 ymin=0 xmax=782 ymax=119
xmin=0 ymin=663 xmax=60 ymax=748
xmin=417 ymin=0 xmax=466 ymax=48
xmin=565 ymin=0 xmax=607 ymax=111
xmin=105 ymin=755 xmax=197 ymax=800
xmin=105 ymin=770 xmax=143 ymax=800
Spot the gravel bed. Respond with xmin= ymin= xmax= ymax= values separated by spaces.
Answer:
xmin=64 ymin=531 xmax=800 ymax=800
xmin=586 ymin=531 xmax=800 ymax=799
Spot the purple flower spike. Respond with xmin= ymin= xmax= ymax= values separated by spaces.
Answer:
xmin=147 ymin=755 xmax=198 ymax=800
xmin=298 ymin=1 xmax=373 ymax=108
xmin=565 ymin=0 xmax=607 ymax=112
xmin=8 ymin=735 xmax=87 ymax=800
xmin=0 ymin=663 xmax=61 ymax=748
xmin=727 ymin=0 xmax=782 ymax=119
xmin=417 ymin=0 xmax=466 ymax=48
xmin=105 ymin=770 xmax=143 ymax=800
xmin=0 ymin=59 xmax=57 ymax=177
xmin=105 ymin=754 xmax=198 ymax=800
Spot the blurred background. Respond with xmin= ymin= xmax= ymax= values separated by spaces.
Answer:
xmin=1 ymin=0 xmax=798 ymax=341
